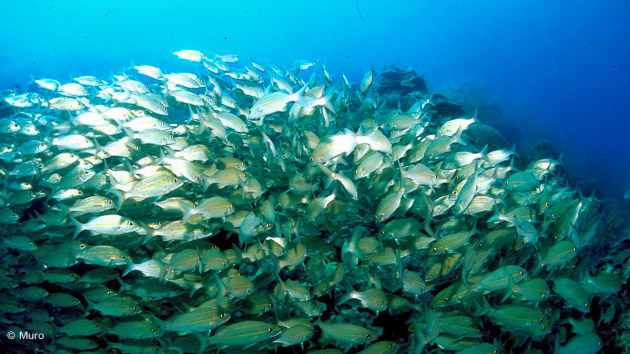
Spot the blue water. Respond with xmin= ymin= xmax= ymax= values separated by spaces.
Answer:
xmin=1 ymin=0 xmax=629 ymax=196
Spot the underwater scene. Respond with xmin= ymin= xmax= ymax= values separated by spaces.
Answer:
xmin=0 ymin=1 xmax=629 ymax=354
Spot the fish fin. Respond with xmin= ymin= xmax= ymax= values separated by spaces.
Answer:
xmin=70 ymin=216 xmax=83 ymax=239
xmin=336 ymin=279 xmax=354 ymax=307
xmin=453 ymin=125 xmax=467 ymax=146
xmin=148 ymin=312 xmax=166 ymax=337
xmin=479 ymin=144 xmax=489 ymax=163
xmin=487 ymin=204 xmax=502 ymax=224
xmin=136 ymin=220 xmax=154 ymax=245
xmin=115 ymin=276 xmax=129 ymax=292
xmin=531 ymin=250 xmax=543 ymax=277
xmin=293 ymin=84 xmax=308 ymax=107
xmin=181 ymin=202 xmax=193 ymax=224
xmin=108 ymin=187 xmax=124 ymax=211
xmin=189 ymin=332 xmax=208 ymax=354
xmin=158 ymin=264 xmax=169 ymax=284
xmin=472 ymin=296 xmax=492 ymax=317
xmin=425 ymin=309 xmax=440 ymax=342
xmin=121 ymin=262 xmax=134 ymax=277
xmin=501 ymin=275 xmax=515 ymax=303
xmin=57 ymin=202 xmax=70 ymax=216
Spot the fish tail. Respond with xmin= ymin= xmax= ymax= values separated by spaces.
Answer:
xmin=121 ymin=262 xmax=134 ymax=277
xmin=108 ymin=187 xmax=124 ymax=211
xmin=70 ymin=216 xmax=83 ymax=239
xmin=148 ymin=312 xmax=166 ymax=337
xmin=181 ymin=203 xmax=193 ymax=224
xmin=137 ymin=220 xmax=154 ymax=246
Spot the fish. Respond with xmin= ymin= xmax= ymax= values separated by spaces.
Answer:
xmin=557 ymin=333 xmax=602 ymax=354
xmin=0 ymin=50 xmax=621 ymax=354
xmin=77 ymin=245 xmax=132 ymax=267
xmin=311 ymin=129 xmax=358 ymax=163
xmin=206 ymin=320 xmax=282 ymax=347
xmin=157 ymin=301 xmax=231 ymax=334
xmin=474 ymin=265 xmax=527 ymax=293
xmin=553 ymin=277 xmax=592 ymax=313
xmin=248 ymin=87 xmax=306 ymax=121
xmin=107 ymin=314 xmax=161 ymax=340
xmin=360 ymin=68 xmax=375 ymax=94
xmin=89 ymin=295 xmax=142 ymax=317
xmin=430 ymin=223 xmax=478 ymax=254
xmin=115 ymin=174 xmax=184 ymax=206
xmin=71 ymin=214 xmax=140 ymax=239
xmin=173 ymin=49 xmax=206 ymax=62
xmin=318 ymin=320 xmax=379 ymax=347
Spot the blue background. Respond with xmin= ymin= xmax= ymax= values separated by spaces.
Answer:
xmin=1 ymin=0 xmax=628 ymax=197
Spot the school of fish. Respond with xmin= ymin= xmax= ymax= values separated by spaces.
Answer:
xmin=0 ymin=49 xmax=628 ymax=354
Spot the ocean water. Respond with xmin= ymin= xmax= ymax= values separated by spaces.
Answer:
xmin=1 ymin=0 xmax=629 ymax=197
xmin=1 ymin=2 xmax=630 ymax=353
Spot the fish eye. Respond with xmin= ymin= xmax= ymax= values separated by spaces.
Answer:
xmin=107 ymin=291 xmax=113 ymax=295
xmin=152 ymin=329 xmax=158 ymax=333
xmin=365 ymin=334 xmax=372 ymax=338
xmin=432 ymin=247 xmax=437 ymax=251
xmin=585 ymin=303 xmax=589 ymax=307
xmin=79 ymin=243 xmax=86 ymax=249
xmin=551 ymin=213 xmax=557 ymax=218
xmin=519 ymin=271 xmax=524 ymax=275
xmin=572 ymin=248 xmax=576 ymax=252
xmin=132 ymin=307 xmax=138 ymax=310
xmin=452 ymin=190 xmax=458 ymax=195
xmin=268 ymin=328 xmax=274 ymax=333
